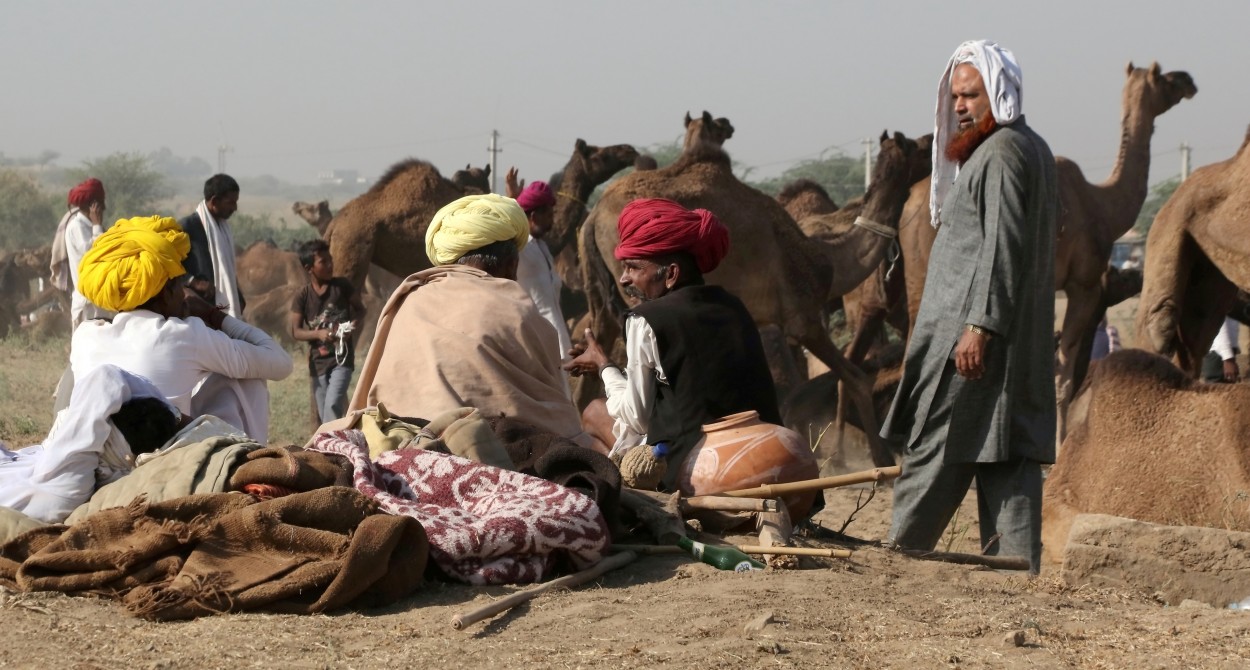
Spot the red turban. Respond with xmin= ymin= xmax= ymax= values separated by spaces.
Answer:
xmin=614 ymin=198 xmax=730 ymax=274
xmin=68 ymin=178 xmax=105 ymax=208
xmin=516 ymin=181 xmax=556 ymax=213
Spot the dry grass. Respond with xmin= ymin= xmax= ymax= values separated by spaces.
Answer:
xmin=0 ymin=332 xmax=330 ymax=447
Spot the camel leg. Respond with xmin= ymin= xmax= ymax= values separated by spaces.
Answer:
xmin=1056 ymin=283 xmax=1103 ymax=443
xmin=804 ymin=331 xmax=895 ymax=468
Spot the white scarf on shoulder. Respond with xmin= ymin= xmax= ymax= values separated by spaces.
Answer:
xmin=195 ymin=200 xmax=243 ymax=317
xmin=931 ymin=39 xmax=1023 ymax=228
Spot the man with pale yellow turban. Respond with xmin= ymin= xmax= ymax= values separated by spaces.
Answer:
xmin=71 ymin=216 xmax=293 ymax=443
xmin=348 ymin=194 xmax=593 ymax=449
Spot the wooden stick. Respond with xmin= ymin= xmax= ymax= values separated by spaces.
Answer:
xmin=681 ymin=496 xmax=778 ymax=513
xmin=893 ymin=547 xmax=1030 ymax=571
xmin=610 ymin=544 xmax=852 ymax=559
xmin=618 ymin=489 xmax=685 ymax=544
xmin=450 ymin=551 xmax=638 ymax=630
xmin=721 ymin=466 xmax=902 ymax=498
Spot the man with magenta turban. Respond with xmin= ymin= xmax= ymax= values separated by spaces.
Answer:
xmin=348 ymin=194 xmax=593 ymax=448
xmin=565 ymin=198 xmax=780 ymax=489
xmin=70 ymin=216 xmax=293 ymax=443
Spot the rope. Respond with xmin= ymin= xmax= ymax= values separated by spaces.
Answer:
xmin=557 ymin=191 xmax=585 ymax=206
xmin=853 ymin=216 xmax=897 ymax=239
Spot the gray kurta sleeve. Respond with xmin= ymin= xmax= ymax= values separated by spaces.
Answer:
xmin=964 ymin=146 xmax=1031 ymax=337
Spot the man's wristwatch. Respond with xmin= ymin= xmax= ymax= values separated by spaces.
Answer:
xmin=965 ymin=324 xmax=992 ymax=340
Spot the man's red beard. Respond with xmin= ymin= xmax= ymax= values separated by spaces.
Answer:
xmin=945 ymin=113 xmax=999 ymax=164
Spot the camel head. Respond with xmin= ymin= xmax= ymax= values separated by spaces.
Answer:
xmin=1124 ymin=62 xmax=1197 ymax=118
xmin=292 ymin=200 xmax=333 ymax=235
xmin=452 ymin=163 xmax=491 ymax=194
xmin=908 ymin=134 xmax=934 ymax=184
xmin=683 ymin=110 xmax=735 ymax=151
xmin=572 ymin=138 xmax=640 ymax=183
xmin=870 ymin=131 xmax=920 ymax=191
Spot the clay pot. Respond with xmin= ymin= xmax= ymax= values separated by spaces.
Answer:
xmin=676 ymin=410 xmax=820 ymax=519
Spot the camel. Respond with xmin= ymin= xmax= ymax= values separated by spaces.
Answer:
xmin=544 ymin=139 xmax=640 ymax=293
xmin=579 ymin=111 xmax=920 ymax=467
xmin=325 ymin=161 xmax=490 ymax=291
xmin=292 ymin=200 xmax=333 ymax=236
xmin=235 ymin=239 xmax=306 ymax=299
xmin=0 ymin=246 xmax=55 ymax=338
xmin=1137 ymin=126 xmax=1250 ymax=373
xmin=900 ymin=63 xmax=1196 ymax=440
xmin=1041 ymin=349 xmax=1250 ymax=565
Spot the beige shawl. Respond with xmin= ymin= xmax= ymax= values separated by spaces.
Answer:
xmin=350 ymin=265 xmax=587 ymax=445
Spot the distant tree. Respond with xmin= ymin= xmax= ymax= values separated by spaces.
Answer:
xmin=66 ymin=153 xmax=171 ymax=221
xmin=1134 ymin=176 xmax=1181 ymax=237
xmin=0 ymin=170 xmax=63 ymax=251
xmin=752 ymin=151 xmax=866 ymax=203
xmin=146 ymin=147 xmax=212 ymax=179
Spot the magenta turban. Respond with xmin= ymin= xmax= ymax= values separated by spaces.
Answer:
xmin=516 ymin=181 xmax=556 ymax=213
xmin=614 ymin=198 xmax=730 ymax=274
xmin=68 ymin=178 xmax=105 ymax=208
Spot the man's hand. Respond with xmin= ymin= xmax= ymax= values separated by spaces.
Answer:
xmin=954 ymin=328 xmax=989 ymax=380
xmin=1223 ymin=358 xmax=1240 ymax=383
xmin=185 ymin=293 xmax=226 ymax=330
xmin=505 ymin=167 xmax=525 ymax=199
xmin=563 ymin=328 xmax=610 ymax=377
xmin=87 ymin=201 xmax=104 ymax=226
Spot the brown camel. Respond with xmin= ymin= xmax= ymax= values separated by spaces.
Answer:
xmin=1041 ymin=349 xmax=1250 ymax=565
xmin=292 ymin=200 xmax=333 ymax=236
xmin=579 ymin=112 xmax=920 ymax=467
xmin=1137 ymin=126 xmax=1250 ymax=372
xmin=235 ymin=240 xmax=306 ymax=299
xmin=545 ymin=139 xmax=640 ymax=292
xmin=324 ymin=160 xmax=490 ymax=292
xmin=901 ymin=63 xmax=1196 ymax=440
xmin=0 ymin=246 xmax=55 ymax=338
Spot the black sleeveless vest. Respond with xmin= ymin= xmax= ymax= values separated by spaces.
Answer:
xmin=631 ymin=284 xmax=781 ymax=487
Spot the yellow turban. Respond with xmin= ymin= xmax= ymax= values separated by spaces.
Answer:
xmin=425 ymin=194 xmax=529 ymax=266
xmin=78 ymin=216 xmax=190 ymax=312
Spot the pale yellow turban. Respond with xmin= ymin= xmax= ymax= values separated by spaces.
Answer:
xmin=425 ymin=194 xmax=529 ymax=266
xmin=78 ymin=216 xmax=190 ymax=313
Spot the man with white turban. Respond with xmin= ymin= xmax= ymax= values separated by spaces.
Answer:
xmin=348 ymin=194 xmax=593 ymax=448
xmin=70 ymin=216 xmax=293 ymax=443
xmin=881 ymin=40 xmax=1058 ymax=572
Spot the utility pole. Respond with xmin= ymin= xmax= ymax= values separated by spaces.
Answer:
xmin=862 ymin=137 xmax=873 ymax=190
xmin=217 ymin=143 xmax=233 ymax=173
xmin=1179 ymin=142 xmax=1191 ymax=181
xmin=487 ymin=130 xmax=502 ymax=193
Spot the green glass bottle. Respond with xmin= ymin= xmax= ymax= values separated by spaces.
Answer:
xmin=676 ymin=536 xmax=765 ymax=572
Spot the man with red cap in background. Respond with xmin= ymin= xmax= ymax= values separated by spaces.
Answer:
xmin=565 ymin=198 xmax=780 ymax=489
xmin=506 ymin=168 xmax=573 ymax=380
xmin=50 ymin=178 xmax=112 ymax=326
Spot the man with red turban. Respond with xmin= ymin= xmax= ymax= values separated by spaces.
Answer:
xmin=50 ymin=178 xmax=111 ymax=326
xmin=506 ymin=168 xmax=572 ymax=387
xmin=565 ymin=198 xmax=780 ymax=489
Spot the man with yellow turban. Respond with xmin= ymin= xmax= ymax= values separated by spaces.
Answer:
xmin=348 ymin=194 xmax=593 ymax=449
xmin=71 ymin=216 xmax=293 ymax=443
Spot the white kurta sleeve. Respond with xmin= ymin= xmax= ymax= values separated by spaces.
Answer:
xmin=194 ymin=316 xmax=294 ymax=381
xmin=602 ymin=315 xmax=666 ymax=453
xmin=1211 ymin=317 xmax=1239 ymax=361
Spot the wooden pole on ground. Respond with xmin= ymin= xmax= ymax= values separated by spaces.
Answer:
xmin=681 ymin=496 xmax=779 ymax=513
xmin=721 ymin=466 xmax=902 ymax=499
xmin=893 ymin=547 xmax=1030 ymax=571
xmin=610 ymin=544 xmax=852 ymax=559
xmin=450 ymin=551 xmax=638 ymax=630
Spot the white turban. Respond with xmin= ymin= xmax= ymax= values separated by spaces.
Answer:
xmin=931 ymin=40 xmax=1024 ymax=227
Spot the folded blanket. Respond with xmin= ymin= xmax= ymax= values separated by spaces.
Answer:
xmin=67 ymin=435 xmax=257 ymax=524
xmin=1 ymin=487 xmax=428 ymax=620
xmin=309 ymin=429 xmax=608 ymax=584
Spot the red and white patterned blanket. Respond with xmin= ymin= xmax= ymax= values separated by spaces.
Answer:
xmin=309 ymin=430 xmax=609 ymax=584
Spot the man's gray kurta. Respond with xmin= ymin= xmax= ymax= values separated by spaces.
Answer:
xmin=882 ymin=118 xmax=1058 ymax=464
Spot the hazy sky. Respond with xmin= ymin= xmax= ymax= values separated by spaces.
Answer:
xmin=4 ymin=1 xmax=1247 ymax=191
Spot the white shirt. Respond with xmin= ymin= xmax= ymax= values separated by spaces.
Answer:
xmin=1211 ymin=317 xmax=1241 ymax=361
xmin=63 ymin=211 xmax=112 ymax=325
xmin=516 ymin=235 xmax=573 ymax=361
xmin=70 ymin=310 xmax=293 ymax=416
xmin=600 ymin=314 xmax=667 ymax=456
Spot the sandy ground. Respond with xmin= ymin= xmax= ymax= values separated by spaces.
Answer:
xmin=3 ymin=484 xmax=1248 ymax=670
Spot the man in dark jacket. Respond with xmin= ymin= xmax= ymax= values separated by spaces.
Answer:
xmin=566 ymin=198 xmax=779 ymax=489
xmin=180 ymin=174 xmax=244 ymax=316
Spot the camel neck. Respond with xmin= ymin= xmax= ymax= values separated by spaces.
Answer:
xmin=1102 ymin=101 xmax=1155 ymax=238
